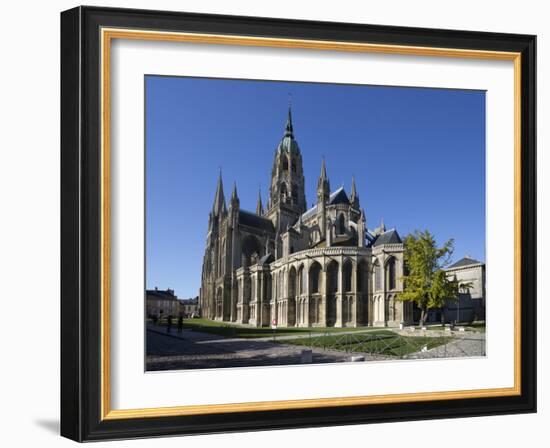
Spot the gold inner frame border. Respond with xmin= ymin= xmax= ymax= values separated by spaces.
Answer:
xmin=99 ymin=27 xmax=522 ymax=421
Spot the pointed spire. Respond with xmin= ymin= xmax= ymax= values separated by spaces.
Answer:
xmin=350 ymin=176 xmax=359 ymax=207
xmin=284 ymin=105 xmax=293 ymax=137
xmin=380 ymin=217 xmax=386 ymax=233
xmin=320 ymin=157 xmax=327 ymax=180
xmin=231 ymin=181 xmax=239 ymax=202
xmin=229 ymin=181 xmax=239 ymax=215
xmin=317 ymin=157 xmax=330 ymax=201
xmin=256 ymin=187 xmax=264 ymax=215
xmin=212 ymin=170 xmax=226 ymax=216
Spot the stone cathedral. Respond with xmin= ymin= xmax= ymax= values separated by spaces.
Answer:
xmin=199 ymin=108 xmax=413 ymax=328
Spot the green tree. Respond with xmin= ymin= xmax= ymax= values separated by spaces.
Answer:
xmin=398 ymin=230 xmax=457 ymax=326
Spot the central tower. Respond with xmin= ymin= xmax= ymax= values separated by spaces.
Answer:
xmin=265 ymin=107 xmax=307 ymax=231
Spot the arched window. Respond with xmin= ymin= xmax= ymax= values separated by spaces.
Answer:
xmin=344 ymin=260 xmax=353 ymax=292
xmin=338 ymin=214 xmax=346 ymax=234
xmin=309 ymin=262 xmax=322 ymax=294
xmin=265 ymin=274 xmax=272 ymax=300
xmin=280 ymin=183 xmax=288 ymax=202
xmin=374 ymin=260 xmax=382 ymax=291
xmin=357 ymin=260 xmax=367 ymax=292
xmin=387 ymin=257 xmax=396 ymax=290
xmin=289 ymin=267 xmax=296 ymax=298
xmin=327 ymin=260 xmax=339 ymax=294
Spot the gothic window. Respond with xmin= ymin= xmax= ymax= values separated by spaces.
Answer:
xmin=338 ymin=214 xmax=346 ymax=234
xmin=282 ymin=157 xmax=289 ymax=172
xmin=280 ymin=183 xmax=288 ymax=202
xmin=357 ymin=260 xmax=367 ymax=292
xmin=265 ymin=274 xmax=272 ymax=301
xmin=289 ymin=267 xmax=296 ymax=298
xmin=374 ymin=260 xmax=382 ymax=291
xmin=327 ymin=260 xmax=339 ymax=294
xmin=309 ymin=262 xmax=322 ymax=294
xmin=387 ymin=257 xmax=396 ymax=290
xmin=344 ymin=260 xmax=353 ymax=292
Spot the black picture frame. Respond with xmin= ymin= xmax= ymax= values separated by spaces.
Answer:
xmin=61 ymin=5 xmax=536 ymax=442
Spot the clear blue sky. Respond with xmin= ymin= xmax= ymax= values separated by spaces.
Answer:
xmin=146 ymin=76 xmax=486 ymax=299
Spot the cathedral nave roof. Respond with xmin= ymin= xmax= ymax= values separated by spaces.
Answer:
xmin=238 ymin=209 xmax=275 ymax=233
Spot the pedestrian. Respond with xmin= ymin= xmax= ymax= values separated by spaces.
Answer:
xmin=177 ymin=315 xmax=183 ymax=333
xmin=167 ymin=315 xmax=172 ymax=333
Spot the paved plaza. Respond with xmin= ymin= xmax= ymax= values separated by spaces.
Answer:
xmin=146 ymin=323 xmax=485 ymax=371
xmin=146 ymin=327 xmax=355 ymax=370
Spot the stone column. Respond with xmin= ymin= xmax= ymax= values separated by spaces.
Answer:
xmin=255 ymin=273 xmax=262 ymax=327
xmin=319 ymin=268 xmax=327 ymax=327
xmin=351 ymin=260 xmax=358 ymax=327
xmin=304 ymin=262 xmax=310 ymax=327
xmin=335 ymin=257 xmax=343 ymax=327
xmin=230 ymin=278 xmax=237 ymax=322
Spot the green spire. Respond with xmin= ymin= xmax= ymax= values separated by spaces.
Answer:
xmin=284 ymin=106 xmax=294 ymax=137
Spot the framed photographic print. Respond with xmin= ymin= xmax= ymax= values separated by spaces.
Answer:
xmin=60 ymin=6 xmax=536 ymax=442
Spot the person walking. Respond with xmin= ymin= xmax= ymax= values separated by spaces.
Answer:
xmin=166 ymin=315 xmax=172 ymax=333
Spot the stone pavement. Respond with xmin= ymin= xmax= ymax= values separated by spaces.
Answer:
xmin=146 ymin=324 xmax=486 ymax=370
xmin=145 ymin=325 xmax=395 ymax=370
xmin=403 ymin=332 xmax=486 ymax=359
xmin=146 ymin=328 xmax=354 ymax=370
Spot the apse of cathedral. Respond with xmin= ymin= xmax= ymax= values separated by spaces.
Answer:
xmin=199 ymin=108 xmax=413 ymax=328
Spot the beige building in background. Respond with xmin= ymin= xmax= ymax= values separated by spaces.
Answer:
xmin=443 ymin=256 xmax=486 ymax=323
xmin=146 ymin=287 xmax=180 ymax=318
xmin=178 ymin=297 xmax=199 ymax=317
xmin=199 ymin=108 xmax=413 ymax=328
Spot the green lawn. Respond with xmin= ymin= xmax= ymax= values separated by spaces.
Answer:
xmin=280 ymin=331 xmax=451 ymax=357
xmin=158 ymin=318 xmax=382 ymax=339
